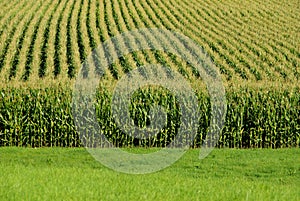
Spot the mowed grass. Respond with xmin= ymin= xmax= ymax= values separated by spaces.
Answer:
xmin=0 ymin=148 xmax=299 ymax=201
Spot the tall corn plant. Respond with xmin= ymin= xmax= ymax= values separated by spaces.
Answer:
xmin=0 ymin=86 xmax=299 ymax=148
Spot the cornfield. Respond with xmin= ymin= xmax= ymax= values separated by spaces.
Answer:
xmin=0 ymin=0 xmax=299 ymax=148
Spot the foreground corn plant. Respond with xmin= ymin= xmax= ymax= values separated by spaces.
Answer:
xmin=0 ymin=86 xmax=299 ymax=148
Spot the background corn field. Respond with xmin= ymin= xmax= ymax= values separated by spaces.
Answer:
xmin=0 ymin=0 xmax=299 ymax=148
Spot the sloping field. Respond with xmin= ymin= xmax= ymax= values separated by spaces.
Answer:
xmin=0 ymin=0 xmax=299 ymax=85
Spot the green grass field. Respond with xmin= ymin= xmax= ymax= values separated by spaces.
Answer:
xmin=0 ymin=148 xmax=299 ymax=200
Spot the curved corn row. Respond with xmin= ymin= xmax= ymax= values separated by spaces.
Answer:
xmin=53 ymin=0 xmax=69 ymax=78
xmin=39 ymin=0 xmax=63 ymax=78
xmin=66 ymin=0 xmax=78 ymax=78
xmin=21 ymin=0 xmax=55 ymax=81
